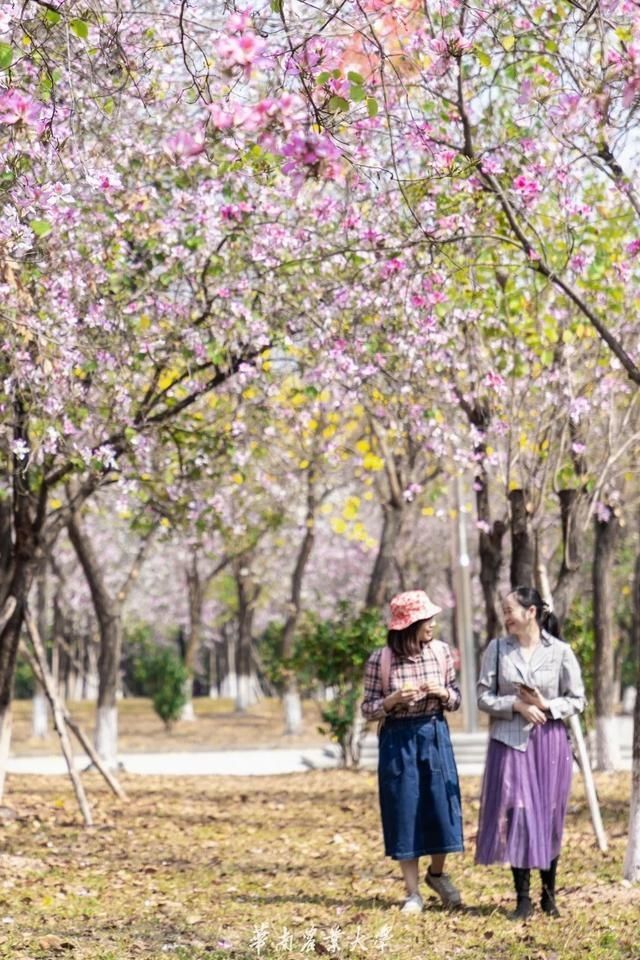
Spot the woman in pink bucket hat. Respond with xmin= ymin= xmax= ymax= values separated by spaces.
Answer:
xmin=361 ymin=590 xmax=464 ymax=914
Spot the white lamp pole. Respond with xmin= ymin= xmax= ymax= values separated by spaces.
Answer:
xmin=454 ymin=474 xmax=478 ymax=733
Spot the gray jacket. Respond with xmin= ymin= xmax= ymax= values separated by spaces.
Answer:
xmin=477 ymin=631 xmax=585 ymax=752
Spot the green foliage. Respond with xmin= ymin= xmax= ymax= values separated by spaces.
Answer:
xmin=256 ymin=620 xmax=316 ymax=696
xmin=140 ymin=646 xmax=189 ymax=731
xmin=122 ymin=624 xmax=156 ymax=697
xmin=564 ymin=597 xmax=595 ymax=728
xmin=292 ymin=603 xmax=385 ymax=764
xmin=13 ymin=657 xmax=36 ymax=700
xmin=0 ymin=42 xmax=13 ymax=70
xmin=125 ymin=625 xmax=189 ymax=729
xmin=70 ymin=19 xmax=90 ymax=40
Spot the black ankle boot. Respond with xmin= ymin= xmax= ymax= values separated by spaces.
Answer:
xmin=540 ymin=857 xmax=560 ymax=917
xmin=510 ymin=867 xmax=533 ymax=920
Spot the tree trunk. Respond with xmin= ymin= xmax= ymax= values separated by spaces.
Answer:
xmin=624 ymin=546 xmax=640 ymax=880
xmin=67 ymin=511 xmax=123 ymax=768
xmin=31 ymin=562 xmax=49 ymax=738
xmin=365 ymin=500 xmax=404 ymax=609
xmin=553 ymin=488 xmax=586 ymax=625
xmin=0 ymin=499 xmax=13 ymax=600
xmin=282 ymin=475 xmax=316 ymax=735
xmin=218 ymin=625 xmax=237 ymax=699
xmin=207 ymin=645 xmax=219 ymax=698
xmin=0 ymin=559 xmax=36 ymax=799
xmin=534 ymin=531 xmax=554 ymax=608
xmin=593 ymin=508 xmax=621 ymax=771
xmin=456 ymin=400 xmax=505 ymax=642
xmin=509 ymin=489 xmax=534 ymax=588
xmin=180 ymin=551 xmax=203 ymax=721
xmin=346 ymin=709 xmax=366 ymax=768
xmin=475 ymin=467 xmax=506 ymax=642
xmin=234 ymin=563 xmax=259 ymax=711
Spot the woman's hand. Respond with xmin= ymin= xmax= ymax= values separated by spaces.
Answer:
xmin=514 ymin=699 xmax=547 ymax=725
xmin=419 ymin=680 xmax=448 ymax=702
xmin=518 ymin=685 xmax=550 ymax=712
xmin=384 ymin=687 xmax=419 ymax=711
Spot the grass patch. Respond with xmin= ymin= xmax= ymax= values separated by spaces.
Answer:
xmin=11 ymin=697 xmax=488 ymax=756
xmin=10 ymin=698 xmax=332 ymax=755
xmin=0 ymin=770 xmax=636 ymax=960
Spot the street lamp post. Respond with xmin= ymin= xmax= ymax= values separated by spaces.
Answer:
xmin=454 ymin=474 xmax=478 ymax=734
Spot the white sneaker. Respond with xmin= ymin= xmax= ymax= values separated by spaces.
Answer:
xmin=400 ymin=892 xmax=424 ymax=914
xmin=425 ymin=871 xmax=461 ymax=907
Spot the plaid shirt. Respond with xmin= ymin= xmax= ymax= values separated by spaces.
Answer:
xmin=361 ymin=640 xmax=461 ymax=721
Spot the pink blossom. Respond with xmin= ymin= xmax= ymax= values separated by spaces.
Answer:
xmin=626 ymin=238 xmax=640 ymax=256
xmin=484 ymin=370 xmax=506 ymax=391
xmin=571 ymin=442 xmax=586 ymax=454
xmin=164 ymin=129 xmax=205 ymax=162
xmin=280 ymin=131 xmax=341 ymax=185
xmin=219 ymin=202 xmax=251 ymax=222
xmin=517 ymin=79 xmax=534 ymax=106
xmin=215 ymin=27 xmax=268 ymax=77
xmin=403 ymin=483 xmax=423 ymax=502
xmin=569 ymin=397 xmax=590 ymax=423
xmin=379 ymin=257 xmax=405 ymax=278
xmin=361 ymin=226 xmax=381 ymax=244
xmin=594 ymin=502 xmax=612 ymax=524
xmin=0 ymin=89 xmax=43 ymax=127
xmin=11 ymin=438 xmax=29 ymax=460
xmin=208 ymin=104 xmax=235 ymax=130
xmin=512 ymin=173 xmax=542 ymax=202
xmin=479 ymin=155 xmax=504 ymax=176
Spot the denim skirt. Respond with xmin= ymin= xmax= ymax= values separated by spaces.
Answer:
xmin=378 ymin=713 xmax=464 ymax=860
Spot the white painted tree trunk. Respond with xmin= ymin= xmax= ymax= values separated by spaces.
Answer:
xmin=83 ymin=636 xmax=99 ymax=700
xmin=235 ymin=673 xmax=259 ymax=712
xmin=0 ymin=704 xmax=12 ymax=801
xmin=180 ymin=684 xmax=196 ymax=722
xmin=283 ymin=689 xmax=303 ymax=735
xmin=624 ymin=770 xmax=640 ymax=881
xmin=595 ymin=714 xmax=621 ymax=771
xmin=71 ymin=669 xmax=84 ymax=702
xmin=220 ymin=671 xmax=238 ymax=699
xmin=94 ymin=704 xmax=118 ymax=769
xmin=348 ymin=710 xmax=366 ymax=768
xmin=31 ymin=689 xmax=48 ymax=739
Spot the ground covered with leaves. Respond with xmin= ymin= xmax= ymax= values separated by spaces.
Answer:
xmin=0 ymin=768 xmax=637 ymax=960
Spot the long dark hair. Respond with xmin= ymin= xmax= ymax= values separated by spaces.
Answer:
xmin=387 ymin=620 xmax=427 ymax=659
xmin=510 ymin=586 xmax=562 ymax=639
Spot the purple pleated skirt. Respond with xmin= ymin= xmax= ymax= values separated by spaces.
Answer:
xmin=475 ymin=719 xmax=573 ymax=869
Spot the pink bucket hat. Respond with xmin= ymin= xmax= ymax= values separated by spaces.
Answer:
xmin=388 ymin=590 xmax=442 ymax=631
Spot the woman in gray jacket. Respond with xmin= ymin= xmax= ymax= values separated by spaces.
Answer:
xmin=475 ymin=586 xmax=585 ymax=919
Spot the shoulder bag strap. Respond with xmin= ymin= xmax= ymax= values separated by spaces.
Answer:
xmin=433 ymin=641 xmax=447 ymax=684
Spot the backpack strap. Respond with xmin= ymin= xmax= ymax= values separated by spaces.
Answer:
xmin=431 ymin=640 xmax=448 ymax=683
xmin=380 ymin=645 xmax=392 ymax=696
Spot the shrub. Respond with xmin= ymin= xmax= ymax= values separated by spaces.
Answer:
xmin=292 ymin=602 xmax=385 ymax=766
xmin=14 ymin=658 xmax=36 ymax=700
xmin=136 ymin=645 xmax=189 ymax=730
